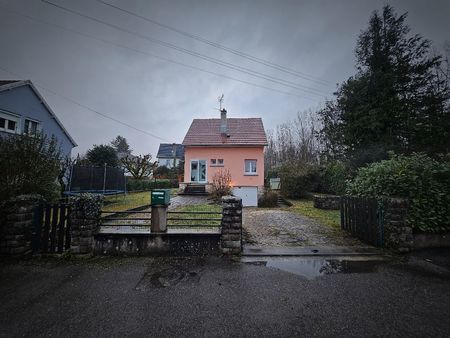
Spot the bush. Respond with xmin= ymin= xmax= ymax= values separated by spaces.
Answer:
xmin=347 ymin=153 xmax=450 ymax=232
xmin=319 ymin=161 xmax=351 ymax=195
xmin=258 ymin=190 xmax=279 ymax=207
xmin=126 ymin=178 xmax=178 ymax=191
xmin=279 ymin=163 xmax=321 ymax=198
xmin=0 ymin=134 xmax=62 ymax=202
xmin=210 ymin=169 xmax=232 ymax=201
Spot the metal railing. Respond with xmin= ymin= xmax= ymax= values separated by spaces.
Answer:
xmin=167 ymin=210 xmax=222 ymax=228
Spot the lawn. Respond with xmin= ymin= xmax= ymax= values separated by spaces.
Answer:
xmin=102 ymin=189 xmax=178 ymax=212
xmin=168 ymin=203 xmax=222 ymax=227
xmin=286 ymin=199 xmax=341 ymax=228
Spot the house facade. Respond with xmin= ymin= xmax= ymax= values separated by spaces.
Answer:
xmin=0 ymin=80 xmax=77 ymax=157
xmin=181 ymin=109 xmax=267 ymax=206
xmin=156 ymin=143 xmax=185 ymax=168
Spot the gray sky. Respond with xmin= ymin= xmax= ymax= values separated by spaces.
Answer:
xmin=0 ymin=0 xmax=449 ymax=157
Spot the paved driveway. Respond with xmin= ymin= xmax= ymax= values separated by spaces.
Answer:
xmin=243 ymin=208 xmax=365 ymax=247
xmin=168 ymin=195 xmax=209 ymax=210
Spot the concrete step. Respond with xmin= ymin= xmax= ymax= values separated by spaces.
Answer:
xmin=242 ymin=245 xmax=384 ymax=257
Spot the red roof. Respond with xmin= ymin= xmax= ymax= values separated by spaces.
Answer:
xmin=182 ymin=118 xmax=267 ymax=146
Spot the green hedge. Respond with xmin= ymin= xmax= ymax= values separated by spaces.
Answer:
xmin=279 ymin=163 xmax=321 ymax=198
xmin=347 ymin=153 xmax=450 ymax=232
xmin=126 ymin=178 xmax=178 ymax=191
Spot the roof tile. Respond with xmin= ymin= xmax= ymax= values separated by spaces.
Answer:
xmin=182 ymin=118 xmax=267 ymax=146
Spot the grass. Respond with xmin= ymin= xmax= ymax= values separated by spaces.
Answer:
xmin=168 ymin=203 xmax=222 ymax=227
xmin=287 ymin=199 xmax=341 ymax=228
xmin=102 ymin=188 xmax=178 ymax=212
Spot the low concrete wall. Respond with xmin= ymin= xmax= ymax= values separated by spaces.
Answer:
xmin=313 ymin=194 xmax=340 ymax=210
xmin=414 ymin=233 xmax=450 ymax=250
xmin=95 ymin=232 xmax=220 ymax=256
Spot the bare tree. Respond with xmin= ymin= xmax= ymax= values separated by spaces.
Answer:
xmin=121 ymin=154 xmax=157 ymax=179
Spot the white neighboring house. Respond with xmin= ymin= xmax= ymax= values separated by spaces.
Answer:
xmin=156 ymin=143 xmax=184 ymax=168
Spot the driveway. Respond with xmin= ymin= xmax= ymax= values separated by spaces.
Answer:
xmin=168 ymin=195 xmax=209 ymax=210
xmin=243 ymin=208 xmax=364 ymax=247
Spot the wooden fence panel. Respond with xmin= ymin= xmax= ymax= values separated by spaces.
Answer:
xmin=33 ymin=203 xmax=71 ymax=254
xmin=340 ymin=197 xmax=384 ymax=247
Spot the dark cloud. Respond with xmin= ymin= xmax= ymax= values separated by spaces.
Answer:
xmin=0 ymin=0 xmax=448 ymax=156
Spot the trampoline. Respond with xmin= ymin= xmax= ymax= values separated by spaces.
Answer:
xmin=64 ymin=165 xmax=126 ymax=196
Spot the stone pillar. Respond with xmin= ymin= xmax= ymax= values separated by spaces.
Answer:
xmin=151 ymin=205 xmax=168 ymax=232
xmin=383 ymin=198 xmax=413 ymax=253
xmin=221 ymin=196 xmax=243 ymax=255
xmin=69 ymin=194 xmax=103 ymax=254
xmin=0 ymin=195 xmax=43 ymax=256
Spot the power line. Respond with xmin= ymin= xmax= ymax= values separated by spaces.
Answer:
xmin=0 ymin=65 xmax=171 ymax=142
xmin=40 ymin=0 xmax=329 ymax=97
xmin=1 ymin=5 xmax=316 ymax=101
xmin=95 ymin=0 xmax=332 ymax=87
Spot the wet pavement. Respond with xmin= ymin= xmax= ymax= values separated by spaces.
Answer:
xmin=1 ymin=251 xmax=450 ymax=337
xmin=243 ymin=208 xmax=364 ymax=247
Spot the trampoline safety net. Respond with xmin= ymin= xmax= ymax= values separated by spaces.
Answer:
xmin=67 ymin=165 xmax=126 ymax=195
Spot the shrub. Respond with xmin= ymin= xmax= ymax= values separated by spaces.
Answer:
xmin=319 ymin=161 xmax=351 ymax=195
xmin=211 ymin=169 xmax=232 ymax=201
xmin=347 ymin=153 xmax=450 ymax=232
xmin=258 ymin=190 xmax=279 ymax=208
xmin=126 ymin=178 xmax=178 ymax=191
xmin=0 ymin=134 xmax=62 ymax=202
xmin=279 ymin=163 xmax=321 ymax=198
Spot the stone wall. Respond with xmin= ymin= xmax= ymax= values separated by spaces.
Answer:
xmin=0 ymin=195 xmax=43 ymax=256
xmin=69 ymin=194 xmax=103 ymax=254
xmin=313 ymin=194 xmax=340 ymax=210
xmin=220 ymin=196 xmax=242 ymax=255
xmin=383 ymin=198 xmax=413 ymax=253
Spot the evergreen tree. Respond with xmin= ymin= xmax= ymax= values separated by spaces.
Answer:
xmin=319 ymin=5 xmax=450 ymax=164
xmin=110 ymin=135 xmax=132 ymax=155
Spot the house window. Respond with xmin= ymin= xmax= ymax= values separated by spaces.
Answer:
xmin=210 ymin=158 xmax=224 ymax=167
xmin=244 ymin=159 xmax=257 ymax=174
xmin=24 ymin=119 xmax=40 ymax=136
xmin=0 ymin=111 xmax=19 ymax=134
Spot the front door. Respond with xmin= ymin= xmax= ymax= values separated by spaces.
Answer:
xmin=190 ymin=160 xmax=206 ymax=183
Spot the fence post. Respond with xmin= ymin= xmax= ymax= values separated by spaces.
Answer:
xmin=0 ymin=194 xmax=43 ymax=256
xmin=220 ymin=196 xmax=242 ymax=255
xmin=69 ymin=194 xmax=103 ymax=254
xmin=383 ymin=198 xmax=412 ymax=253
xmin=151 ymin=205 xmax=168 ymax=232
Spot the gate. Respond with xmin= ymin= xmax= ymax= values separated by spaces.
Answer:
xmin=340 ymin=197 xmax=384 ymax=247
xmin=32 ymin=203 xmax=71 ymax=253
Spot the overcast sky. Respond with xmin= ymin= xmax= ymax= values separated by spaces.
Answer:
xmin=0 ymin=0 xmax=449 ymax=157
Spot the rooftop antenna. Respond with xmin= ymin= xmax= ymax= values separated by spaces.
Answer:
xmin=218 ymin=94 xmax=224 ymax=111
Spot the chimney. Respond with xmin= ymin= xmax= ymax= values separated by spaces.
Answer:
xmin=220 ymin=108 xmax=227 ymax=134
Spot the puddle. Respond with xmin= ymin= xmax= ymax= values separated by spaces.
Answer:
xmin=249 ymin=258 xmax=384 ymax=280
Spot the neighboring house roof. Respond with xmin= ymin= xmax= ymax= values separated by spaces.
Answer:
xmin=182 ymin=118 xmax=267 ymax=146
xmin=0 ymin=80 xmax=77 ymax=147
xmin=157 ymin=143 xmax=185 ymax=158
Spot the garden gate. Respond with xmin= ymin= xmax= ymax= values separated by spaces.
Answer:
xmin=32 ymin=203 xmax=71 ymax=254
xmin=340 ymin=197 xmax=384 ymax=247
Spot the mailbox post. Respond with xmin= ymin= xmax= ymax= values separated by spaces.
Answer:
xmin=151 ymin=189 xmax=171 ymax=232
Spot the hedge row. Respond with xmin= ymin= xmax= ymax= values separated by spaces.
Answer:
xmin=126 ymin=178 xmax=179 ymax=191
xmin=347 ymin=153 xmax=450 ymax=233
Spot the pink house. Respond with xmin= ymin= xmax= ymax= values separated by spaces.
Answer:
xmin=181 ymin=109 xmax=267 ymax=206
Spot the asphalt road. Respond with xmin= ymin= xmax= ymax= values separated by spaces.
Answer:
xmin=1 ymin=253 xmax=449 ymax=337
